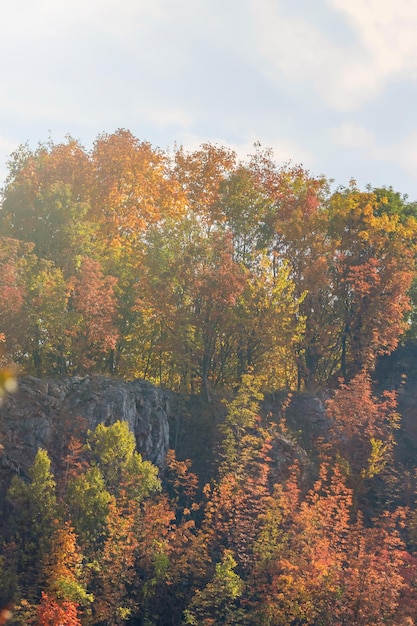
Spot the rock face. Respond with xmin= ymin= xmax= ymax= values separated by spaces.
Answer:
xmin=0 ymin=376 xmax=171 ymax=484
xmin=263 ymin=391 xmax=330 ymax=489
xmin=0 ymin=376 xmax=333 ymax=496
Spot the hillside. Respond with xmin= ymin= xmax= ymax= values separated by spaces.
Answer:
xmin=1 ymin=132 xmax=417 ymax=623
xmin=0 ymin=361 xmax=417 ymax=623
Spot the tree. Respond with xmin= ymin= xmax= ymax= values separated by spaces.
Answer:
xmin=325 ymin=370 xmax=400 ymax=510
xmin=251 ymin=465 xmax=352 ymax=625
xmin=247 ymin=153 xmax=335 ymax=388
xmin=215 ymin=165 xmax=273 ymax=264
xmin=0 ymin=237 xmax=34 ymax=365
xmin=328 ymin=186 xmax=417 ymax=380
xmin=250 ymin=460 xmax=409 ymax=626
xmin=91 ymin=129 xmax=185 ymax=250
xmin=197 ymin=376 xmax=272 ymax=574
xmin=372 ymin=185 xmax=417 ymax=221
xmin=164 ymin=449 xmax=199 ymax=520
xmin=68 ymin=257 xmax=119 ymax=373
xmin=86 ymin=420 xmax=161 ymax=502
xmin=1 ymin=138 xmax=95 ymax=273
xmin=21 ymin=259 xmax=70 ymax=376
xmin=92 ymin=497 xmax=139 ymax=625
xmin=65 ymin=466 xmax=111 ymax=554
xmin=335 ymin=511 xmax=407 ymax=625
xmin=136 ymin=217 xmax=246 ymax=396
xmin=183 ymin=550 xmax=245 ymax=625
xmin=233 ymin=255 xmax=303 ymax=389
xmin=40 ymin=521 xmax=91 ymax=609
xmin=7 ymin=450 xmax=58 ymax=600
xmin=220 ymin=373 xmax=264 ymax=477
xmin=174 ymin=142 xmax=236 ymax=227
xmin=35 ymin=592 xmax=82 ymax=626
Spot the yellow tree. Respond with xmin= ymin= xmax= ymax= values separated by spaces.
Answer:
xmin=247 ymin=152 xmax=335 ymax=388
xmin=234 ymin=255 xmax=304 ymax=389
xmin=328 ymin=186 xmax=417 ymax=380
xmin=91 ymin=129 xmax=185 ymax=252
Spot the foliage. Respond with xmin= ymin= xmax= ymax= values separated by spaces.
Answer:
xmin=183 ymin=551 xmax=245 ymax=625
xmin=325 ymin=370 xmax=400 ymax=509
xmin=35 ymin=592 xmax=82 ymax=626
xmin=86 ymin=420 xmax=161 ymax=501
xmin=2 ymin=130 xmax=417 ymax=624
xmin=1 ymin=132 xmax=415 ymax=390
xmin=7 ymin=449 xmax=58 ymax=600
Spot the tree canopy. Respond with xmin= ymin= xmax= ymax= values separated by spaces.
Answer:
xmin=2 ymin=130 xmax=417 ymax=624
xmin=1 ymin=131 xmax=415 ymax=393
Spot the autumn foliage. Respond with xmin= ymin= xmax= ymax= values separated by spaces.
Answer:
xmin=1 ymin=131 xmax=417 ymax=624
xmin=1 ymin=132 xmax=415 ymax=391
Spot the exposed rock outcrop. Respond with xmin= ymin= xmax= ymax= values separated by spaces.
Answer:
xmin=0 ymin=376 xmax=334 ymax=496
xmin=262 ymin=391 xmax=330 ymax=489
xmin=0 ymin=376 xmax=171 ymax=486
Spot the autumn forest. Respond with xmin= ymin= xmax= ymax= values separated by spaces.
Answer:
xmin=1 ymin=129 xmax=417 ymax=624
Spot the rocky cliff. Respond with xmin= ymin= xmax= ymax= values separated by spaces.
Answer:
xmin=0 ymin=375 xmax=171 ymax=488
xmin=0 ymin=376 xmax=327 ymax=495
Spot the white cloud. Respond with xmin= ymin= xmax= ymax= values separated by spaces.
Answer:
xmin=0 ymin=135 xmax=20 ymax=155
xmin=248 ymin=1 xmax=339 ymax=81
xmin=328 ymin=124 xmax=417 ymax=192
xmin=134 ymin=106 xmax=194 ymax=130
xmin=248 ymin=0 xmax=417 ymax=111
xmin=382 ymin=131 xmax=417 ymax=177
xmin=331 ymin=1 xmax=417 ymax=62
xmin=1 ymin=0 xmax=417 ymax=199
xmin=0 ymin=0 xmax=166 ymax=40
xmin=329 ymin=122 xmax=375 ymax=150
xmin=328 ymin=0 xmax=417 ymax=107
xmin=0 ymin=93 xmax=72 ymax=122
xmin=331 ymin=0 xmax=417 ymax=74
xmin=247 ymin=0 xmax=364 ymax=110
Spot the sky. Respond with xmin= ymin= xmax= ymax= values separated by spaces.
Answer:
xmin=1 ymin=0 xmax=417 ymax=198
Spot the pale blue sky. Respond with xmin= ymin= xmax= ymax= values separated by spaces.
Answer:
xmin=2 ymin=0 xmax=417 ymax=198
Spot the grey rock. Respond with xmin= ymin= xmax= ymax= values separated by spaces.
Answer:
xmin=0 ymin=376 xmax=171 ymax=483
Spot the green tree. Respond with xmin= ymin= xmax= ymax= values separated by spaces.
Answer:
xmin=197 ymin=375 xmax=271 ymax=576
xmin=136 ymin=217 xmax=246 ymax=396
xmin=1 ymin=139 xmax=95 ymax=273
xmin=7 ymin=449 xmax=58 ymax=600
xmin=183 ymin=550 xmax=244 ymax=626
xmin=216 ymin=166 xmax=272 ymax=264
xmin=234 ymin=255 xmax=304 ymax=389
xmin=86 ymin=420 xmax=161 ymax=502
xmin=65 ymin=466 xmax=111 ymax=554
xmin=220 ymin=373 xmax=264 ymax=476
xmin=22 ymin=259 xmax=70 ymax=376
